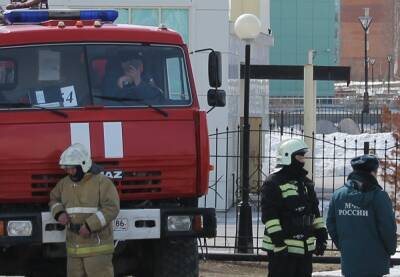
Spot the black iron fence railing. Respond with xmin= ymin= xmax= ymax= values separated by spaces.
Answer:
xmin=200 ymin=128 xmax=399 ymax=263
xmin=269 ymin=108 xmax=386 ymax=134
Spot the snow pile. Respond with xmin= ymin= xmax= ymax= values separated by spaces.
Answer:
xmin=265 ymin=132 xmax=396 ymax=177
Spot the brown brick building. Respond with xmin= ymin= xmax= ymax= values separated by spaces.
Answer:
xmin=341 ymin=0 xmax=398 ymax=81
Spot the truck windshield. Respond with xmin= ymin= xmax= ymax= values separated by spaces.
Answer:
xmin=0 ymin=44 xmax=191 ymax=109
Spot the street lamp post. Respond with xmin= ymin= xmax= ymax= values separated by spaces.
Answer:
xmin=358 ymin=8 xmax=372 ymax=133
xmin=369 ymin=58 xmax=375 ymax=94
xmin=234 ymin=14 xmax=261 ymax=253
xmin=387 ymin=55 xmax=392 ymax=95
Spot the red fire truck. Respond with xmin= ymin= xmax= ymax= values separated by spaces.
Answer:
xmin=0 ymin=9 xmax=225 ymax=277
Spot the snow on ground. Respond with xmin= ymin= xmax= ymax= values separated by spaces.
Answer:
xmin=313 ymin=252 xmax=400 ymax=277
xmin=313 ymin=268 xmax=400 ymax=277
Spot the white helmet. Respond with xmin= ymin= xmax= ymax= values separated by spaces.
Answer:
xmin=276 ymin=138 xmax=308 ymax=166
xmin=59 ymin=143 xmax=92 ymax=173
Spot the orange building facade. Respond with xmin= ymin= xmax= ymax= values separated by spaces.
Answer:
xmin=340 ymin=0 xmax=398 ymax=81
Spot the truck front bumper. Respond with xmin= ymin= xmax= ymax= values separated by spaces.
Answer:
xmin=0 ymin=207 xmax=216 ymax=245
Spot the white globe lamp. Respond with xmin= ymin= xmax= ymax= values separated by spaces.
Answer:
xmin=234 ymin=14 xmax=261 ymax=41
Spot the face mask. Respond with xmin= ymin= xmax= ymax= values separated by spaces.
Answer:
xmin=291 ymin=157 xmax=305 ymax=169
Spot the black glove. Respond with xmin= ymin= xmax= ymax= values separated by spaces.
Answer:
xmin=315 ymin=228 xmax=328 ymax=242
xmin=314 ymin=241 xmax=327 ymax=256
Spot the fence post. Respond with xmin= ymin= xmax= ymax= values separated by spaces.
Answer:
xmin=280 ymin=110 xmax=284 ymax=136
xmin=364 ymin=141 xmax=369 ymax=154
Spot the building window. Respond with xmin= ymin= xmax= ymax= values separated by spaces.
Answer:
xmin=114 ymin=9 xmax=129 ymax=24
xmin=132 ymin=8 xmax=159 ymax=27
xmin=87 ymin=7 xmax=189 ymax=43
xmin=161 ymin=9 xmax=189 ymax=44
xmin=109 ymin=7 xmax=189 ymax=43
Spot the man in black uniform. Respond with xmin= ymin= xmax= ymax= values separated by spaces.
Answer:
xmin=261 ymin=138 xmax=327 ymax=277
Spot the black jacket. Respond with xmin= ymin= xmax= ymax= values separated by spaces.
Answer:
xmin=261 ymin=165 xmax=327 ymax=255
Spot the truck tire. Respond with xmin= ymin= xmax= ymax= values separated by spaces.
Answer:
xmin=154 ymin=238 xmax=199 ymax=277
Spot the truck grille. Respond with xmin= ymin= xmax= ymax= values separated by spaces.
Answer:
xmin=30 ymin=171 xmax=162 ymax=196
xmin=31 ymin=174 xmax=63 ymax=197
xmin=118 ymin=171 xmax=162 ymax=194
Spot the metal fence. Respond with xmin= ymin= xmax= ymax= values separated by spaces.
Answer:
xmin=269 ymin=108 xmax=386 ymax=134
xmin=200 ymin=127 xmax=400 ymax=263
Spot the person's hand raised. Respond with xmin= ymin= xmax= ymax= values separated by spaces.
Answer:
xmin=117 ymin=75 xmax=133 ymax=88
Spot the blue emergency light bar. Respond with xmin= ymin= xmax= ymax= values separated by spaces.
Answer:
xmin=4 ymin=9 xmax=119 ymax=24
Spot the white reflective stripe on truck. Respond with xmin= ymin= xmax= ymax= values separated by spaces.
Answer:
xmin=70 ymin=122 xmax=124 ymax=159
xmin=103 ymin=122 xmax=124 ymax=158
xmin=70 ymin=123 xmax=91 ymax=155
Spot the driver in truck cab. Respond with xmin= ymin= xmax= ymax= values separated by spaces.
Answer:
xmin=49 ymin=143 xmax=120 ymax=277
xmin=103 ymin=52 xmax=164 ymax=102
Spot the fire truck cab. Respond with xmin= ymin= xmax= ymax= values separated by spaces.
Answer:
xmin=0 ymin=9 xmax=224 ymax=277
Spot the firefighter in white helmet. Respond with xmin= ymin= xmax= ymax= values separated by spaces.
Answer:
xmin=49 ymin=143 xmax=120 ymax=277
xmin=261 ymin=138 xmax=327 ymax=277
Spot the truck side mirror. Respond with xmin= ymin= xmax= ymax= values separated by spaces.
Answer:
xmin=208 ymin=51 xmax=222 ymax=88
xmin=207 ymin=89 xmax=226 ymax=107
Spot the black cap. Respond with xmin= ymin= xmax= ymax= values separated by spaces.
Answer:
xmin=351 ymin=154 xmax=379 ymax=172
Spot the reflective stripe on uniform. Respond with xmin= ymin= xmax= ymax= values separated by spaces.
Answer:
xmin=273 ymin=245 xmax=287 ymax=253
xmin=282 ymin=190 xmax=298 ymax=198
xmin=50 ymin=202 xmax=63 ymax=213
xmin=306 ymin=237 xmax=316 ymax=244
xmin=266 ymin=219 xmax=280 ymax=228
xmin=307 ymin=236 xmax=316 ymax=251
xmin=66 ymin=207 xmax=98 ymax=214
xmin=279 ymin=183 xmax=298 ymax=198
xmin=284 ymin=239 xmax=303 ymax=248
xmin=313 ymin=217 xmax=325 ymax=229
xmin=284 ymin=239 xmax=305 ymax=254
xmin=287 ymin=246 xmax=305 ymax=254
xmin=262 ymin=235 xmax=274 ymax=250
xmin=262 ymin=240 xmax=274 ymax=251
xmin=307 ymin=243 xmax=316 ymax=251
xmin=268 ymin=226 xmax=282 ymax=233
xmin=263 ymin=235 xmax=312 ymax=254
xmin=95 ymin=211 xmax=107 ymax=227
xmin=262 ymin=235 xmax=285 ymax=252
xmin=67 ymin=243 xmax=114 ymax=256
xmin=279 ymin=183 xmax=298 ymax=192
xmin=265 ymin=219 xmax=282 ymax=234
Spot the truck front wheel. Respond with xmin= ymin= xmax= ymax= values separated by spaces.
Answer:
xmin=154 ymin=238 xmax=199 ymax=277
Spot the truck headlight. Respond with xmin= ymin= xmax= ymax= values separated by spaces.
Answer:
xmin=167 ymin=215 xmax=192 ymax=232
xmin=7 ymin=221 xmax=32 ymax=236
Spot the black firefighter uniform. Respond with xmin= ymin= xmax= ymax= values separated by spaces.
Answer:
xmin=49 ymin=172 xmax=120 ymax=277
xmin=261 ymin=166 xmax=327 ymax=276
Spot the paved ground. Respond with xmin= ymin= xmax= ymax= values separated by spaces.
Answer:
xmin=199 ymin=260 xmax=341 ymax=277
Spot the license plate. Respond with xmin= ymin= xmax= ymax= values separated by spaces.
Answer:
xmin=113 ymin=218 xmax=128 ymax=231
